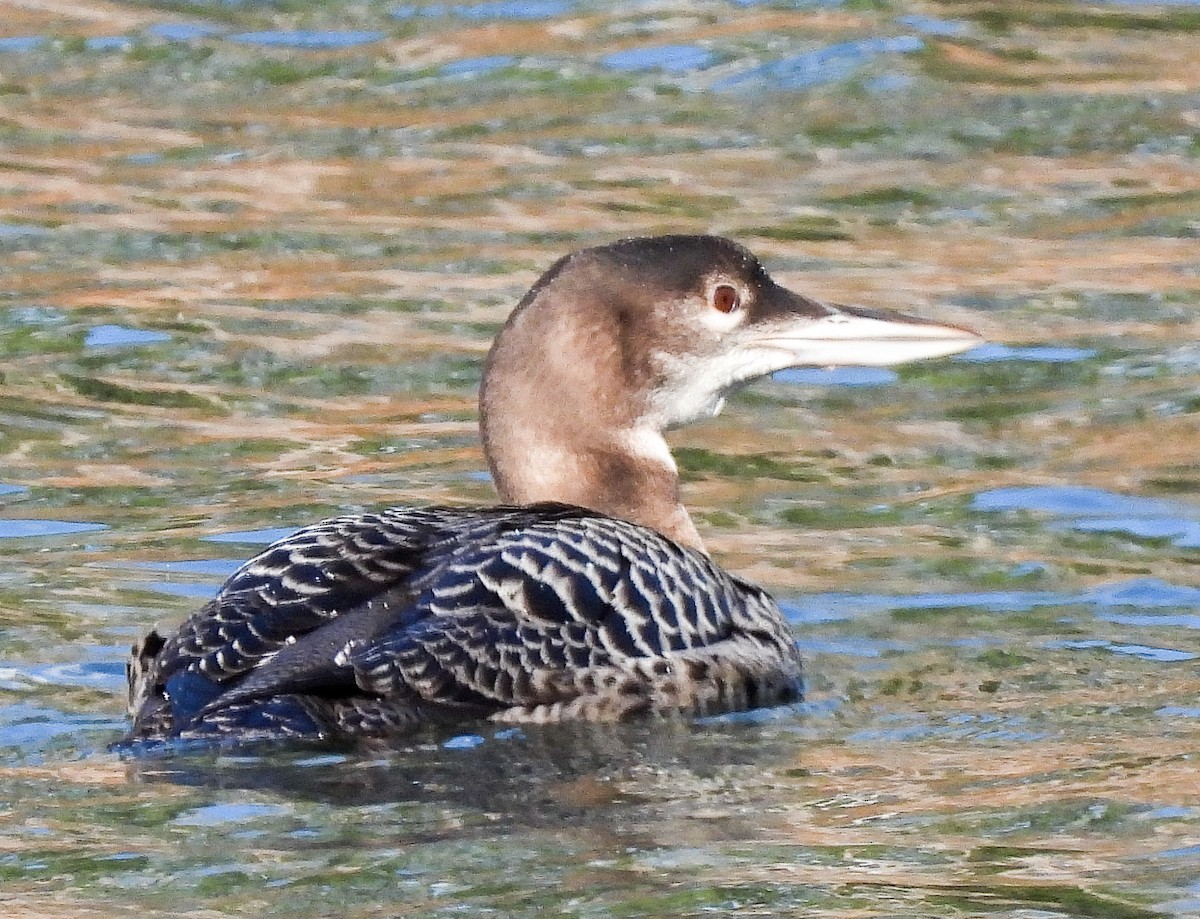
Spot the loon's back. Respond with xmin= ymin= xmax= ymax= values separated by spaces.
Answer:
xmin=126 ymin=503 xmax=802 ymax=742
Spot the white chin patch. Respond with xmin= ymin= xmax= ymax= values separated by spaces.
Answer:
xmin=650 ymin=348 xmax=783 ymax=427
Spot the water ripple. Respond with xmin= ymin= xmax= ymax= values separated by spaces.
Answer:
xmin=0 ymin=36 xmax=47 ymax=52
xmin=0 ymin=702 xmax=121 ymax=753
xmin=441 ymin=55 xmax=516 ymax=77
xmin=896 ymin=14 xmax=971 ymax=37
xmin=85 ymin=324 xmax=172 ymax=348
xmin=146 ymin=23 xmax=225 ymax=42
xmin=783 ymin=576 xmax=1200 ymax=622
xmin=0 ymin=519 xmax=107 ymax=539
xmin=229 ymin=31 xmax=385 ymax=49
xmin=956 ymin=343 xmax=1098 ymax=363
xmin=127 ymin=559 xmax=244 ymax=577
xmin=973 ymin=485 xmax=1200 ymax=549
xmin=848 ymin=711 xmax=1049 ymax=744
xmin=774 ymin=367 xmax=899 ymax=387
xmin=0 ymin=659 xmax=125 ymax=692
xmin=602 ymin=45 xmax=715 ymax=74
xmin=391 ymin=2 xmax=577 ymax=20
xmin=713 ymin=36 xmax=923 ymax=92
xmin=202 ymin=526 xmax=301 ymax=545
xmin=174 ymin=802 xmax=294 ymax=827
xmin=1049 ymin=640 xmax=1198 ymax=663
xmin=973 ymin=485 xmax=1178 ymax=517
xmin=85 ymin=36 xmax=134 ymax=52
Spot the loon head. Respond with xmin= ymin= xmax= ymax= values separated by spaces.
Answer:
xmin=480 ymin=235 xmax=980 ymax=551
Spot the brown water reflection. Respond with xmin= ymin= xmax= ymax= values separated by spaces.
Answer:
xmin=1 ymin=0 xmax=1199 ymax=916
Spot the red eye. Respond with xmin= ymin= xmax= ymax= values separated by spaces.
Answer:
xmin=712 ymin=285 xmax=741 ymax=314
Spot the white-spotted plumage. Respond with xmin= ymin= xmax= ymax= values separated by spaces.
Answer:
xmin=125 ymin=504 xmax=802 ymax=741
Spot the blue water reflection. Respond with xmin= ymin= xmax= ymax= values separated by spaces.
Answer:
xmin=0 ymin=703 xmax=121 ymax=754
xmin=784 ymin=576 xmax=1200 ymax=622
xmin=85 ymin=324 xmax=172 ymax=348
xmin=0 ymin=37 xmax=47 ymax=52
xmin=1049 ymin=640 xmax=1198 ymax=662
xmin=1157 ymin=707 xmax=1200 ymax=718
xmin=123 ymin=558 xmax=244 ymax=600
xmin=0 ymin=223 xmax=51 ymax=238
xmin=0 ymin=519 xmax=107 ymax=539
xmin=782 ymin=589 xmax=1068 ymax=622
xmin=444 ymin=733 xmax=487 ymax=750
xmin=713 ymin=36 xmax=923 ymax=92
xmin=1102 ymin=611 xmax=1200 ymax=629
xmin=0 ymin=658 xmax=126 ymax=693
xmin=131 ymin=582 xmax=222 ymax=600
xmin=896 ymin=14 xmax=971 ymax=36
xmin=602 ymin=45 xmax=714 ymax=74
xmin=848 ymin=710 xmax=1048 ymax=743
xmin=229 ymin=31 xmax=385 ymax=49
xmin=974 ymin=484 xmax=1200 ymax=549
xmin=202 ymin=526 xmax=301 ymax=545
xmin=774 ymin=367 xmax=898 ymax=387
xmin=729 ymin=0 xmax=846 ymax=7
xmin=956 ymin=343 xmax=1098 ymax=363
xmin=793 ymin=636 xmax=909 ymax=657
xmin=974 ymin=484 xmax=1184 ymax=517
xmin=441 ymin=55 xmax=515 ymax=77
xmin=1073 ymin=517 xmax=1200 ymax=548
xmin=146 ymin=23 xmax=225 ymax=41
xmin=1088 ymin=577 xmax=1200 ymax=608
xmin=84 ymin=37 xmax=133 ymax=52
xmin=174 ymin=802 xmax=293 ymax=826
xmin=392 ymin=2 xmax=577 ymax=20
xmin=128 ymin=559 xmax=244 ymax=577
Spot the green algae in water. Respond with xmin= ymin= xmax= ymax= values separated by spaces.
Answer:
xmin=917 ymin=45 xmax=1048 ymax=87
xmin=948 ymin=95 xmax=1196 ymax=156
xmin=60 ymin=373 xmax=223 ymax=412
xmin=0 ymin=319 xmax=83 ymax=358
xmin=239 ymin=58 xmax=346 ymax=86
xmin=698 ymin=509 xmax=742 ymax=529
xmin=942 ymin=1 xmax=1200 ymax=35
xmin=821 ymin=186 xmax=938 ymax=207
xmin=924 ymin=883 xmax=1164 ymax=919
xmin=974 ymin=649 xmax=1036 ymax=669
xmin=779 ymin=503 xmax=903 ymax=528
xmin=675 ymin=447 xmax=827 ymax=483
xmin=738 ymin=215 xmax=853 ymax=242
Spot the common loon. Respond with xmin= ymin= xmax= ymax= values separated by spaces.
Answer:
xmin=123 ymin=235 xmax=979 ymax=744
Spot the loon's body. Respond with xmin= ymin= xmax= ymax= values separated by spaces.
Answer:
xmin=124 ymin=235 xmax=979 ymax=744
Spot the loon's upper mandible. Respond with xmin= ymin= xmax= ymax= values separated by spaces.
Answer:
xmin=122 ymin=234 xmax=980 ymax=745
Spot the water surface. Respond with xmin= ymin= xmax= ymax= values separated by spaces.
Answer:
xmin=1 ymin=0 xmax=1198 ymax=916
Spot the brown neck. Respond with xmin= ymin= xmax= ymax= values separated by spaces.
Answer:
xmin=481 ymin=417 xmax=705 ymax=551
xmin=478 ymin=271 xmax=705 ymax=551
